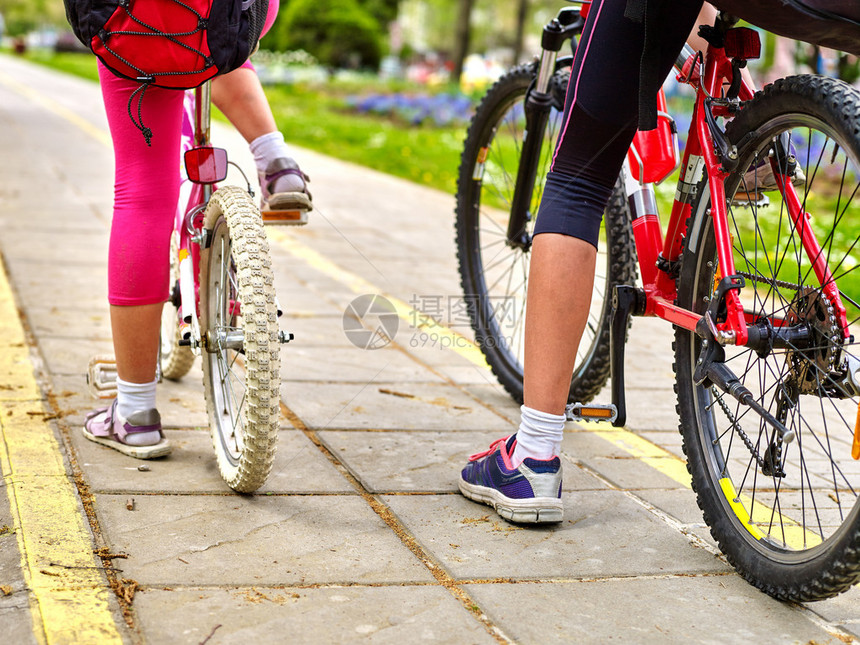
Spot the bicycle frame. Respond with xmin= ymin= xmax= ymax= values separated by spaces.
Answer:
xmin=631 ymin=37 xmax=849 ymax=343
xmin=174 ymin=82 xmax=226 ymax=354
xmin=520 ymin=6 xmax=852 ymax=429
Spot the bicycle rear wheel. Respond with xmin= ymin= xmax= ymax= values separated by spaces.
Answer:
xmin=675 ymin=76 xmax=860 ymax=600
xmin=455 ymin=62 xmax=636 ymax=404
xmin=200 ymin=186 xmax=280 ymax=493
xmin=160 ymin=230 xmax=195 ymax=380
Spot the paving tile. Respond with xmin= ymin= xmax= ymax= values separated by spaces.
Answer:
xmin=283 ymin=382 xmax=512 ymax=432
xmin=5 ymin=261 xmax=108 ymax=311
xmin=94 ymin=494 xmax=434 ymax=586
xmin=383 ymin=491 xmax=729 ymax=580
xmin=279 ymin=314 xmax=353 ymax=345
xmin=618 ymin=387 xmax=681 ymax=432
xmin=805 ymin=585 xmax=860 ymax=639
xmin=37 ymin=337 xmax=114 ymax=377
xmin=318 ymin=430 xmax=607 ymax=494
xmin=134 ymin=585 xmax=495 ymax=644
xmin=73 ymin=428 xmax=352 ymax=495
xmin=0 ymin=230 xmax=108 ymax=264
xmin=461 ymin=383 xmax=522 ymax=419
xmin=634 ymin=488 xmax=705 ymax=525
xmin=25 ymin=306 xmax=112 ymax=342
xmin=464 ymin=576 xmax=844 ymax=644
xmin=281 ymin=344 xmax=446 ymax=384
xmin=575 ymin=453 xmax=688 ymax=490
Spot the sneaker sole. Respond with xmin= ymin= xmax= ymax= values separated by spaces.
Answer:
xmin=458 ymin=477 xmax=563 ymax=524
xmin=82 ymin=427 xmax=171 ymax=459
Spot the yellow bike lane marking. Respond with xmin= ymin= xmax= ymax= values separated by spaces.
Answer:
xmin=0 ymin=258 xmax=122 ymax=644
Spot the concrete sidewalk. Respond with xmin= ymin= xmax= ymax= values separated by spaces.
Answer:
xmin=0 ymin=53 xmax=858 ymax=644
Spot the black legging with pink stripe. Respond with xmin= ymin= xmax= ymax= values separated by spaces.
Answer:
xmin=533 ymin=0 xmax=703 ymax=247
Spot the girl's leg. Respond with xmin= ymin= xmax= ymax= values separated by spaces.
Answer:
xmin=92 ymin=64 xmax=183 ymax=454
xmin=459 ymin=0 xmax=704 ymax=521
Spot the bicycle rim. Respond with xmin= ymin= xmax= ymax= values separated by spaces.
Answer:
xmin=160 ymin=230 xmax=195 ymax=380
xmin=201 ymin=186 xmax=280 ymax=493
xmin=677 ymin=78 xmax=860 ymax=598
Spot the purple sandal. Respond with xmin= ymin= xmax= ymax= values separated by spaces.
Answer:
xmin=83 ymin=400 xmax=171 ymax=459
xmin=259 ymin=157 xmax=312 ymax=224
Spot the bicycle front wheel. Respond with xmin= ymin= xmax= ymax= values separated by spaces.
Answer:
xmin=675 ymin=76 xmax=860 ymax=600
xmin=455 ymin=62 xmax=636 ymax=404
xmin=200 ymin=186 xmax=281 ymax=493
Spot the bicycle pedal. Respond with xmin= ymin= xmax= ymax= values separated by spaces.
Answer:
xmin=86 ymin=355 xmax=117 ymax=399
xmin=261 ymin=208 xmax=309 ymax=226
xmin=565 ymin=402 xmax=618 ymax=424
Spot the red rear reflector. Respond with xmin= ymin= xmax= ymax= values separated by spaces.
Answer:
xmin=724 ymin=27 xmax=761 ymax=60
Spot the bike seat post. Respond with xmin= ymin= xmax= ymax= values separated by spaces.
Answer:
xmin=194 ymin=82 xmax=212 ymax=148
xmin=194 ymin=81 xmax=215 ymax=203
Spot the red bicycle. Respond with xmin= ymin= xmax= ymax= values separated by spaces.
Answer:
xmin=456 ymin=4 xmax=860 ymax=600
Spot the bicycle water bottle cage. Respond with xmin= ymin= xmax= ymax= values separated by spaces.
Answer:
xmin=185 ymin=147 xmax=228 ymax=184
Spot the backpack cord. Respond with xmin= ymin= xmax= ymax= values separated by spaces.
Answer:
xmin=127 ymin=82 xmax=153 ymax=146
xmin=101 ymin=0 xmax=215 ymax=144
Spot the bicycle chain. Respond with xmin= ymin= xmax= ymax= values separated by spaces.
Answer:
xmin=735 ymin=270 xmax=800 ymax=291
xmin=712 ymin=389 xmax=768 ymax=470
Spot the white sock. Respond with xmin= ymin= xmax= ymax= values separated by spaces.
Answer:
xmin=512 ymin=405 xmax=565 ymax=467
xmin=116 ymin=377 xmax=158 ymax=419
xmin=250 ymin=131 xmax=290 ymax=174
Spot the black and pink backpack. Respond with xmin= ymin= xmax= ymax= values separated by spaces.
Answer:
xmin=63 ymin=0 xmax=269 ymax=142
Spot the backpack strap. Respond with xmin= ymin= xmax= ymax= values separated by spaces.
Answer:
xmin=625 ymin=0 xmax=663 ymax=131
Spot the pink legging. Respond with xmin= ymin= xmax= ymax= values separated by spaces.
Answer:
xmin=100 ymin=0 xmax=278 ymax=306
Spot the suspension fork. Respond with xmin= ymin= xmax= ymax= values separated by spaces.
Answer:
xmin=505 ymin=8 xmax=583 ymax=250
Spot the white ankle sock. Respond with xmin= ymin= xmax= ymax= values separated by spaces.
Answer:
xmin=116 ymin=377 xmax=158 ymax=419
xmin=250 ymin=131 xmax=290 ymax=174
xmin=512 ymin=405 xmax=565 ymax=467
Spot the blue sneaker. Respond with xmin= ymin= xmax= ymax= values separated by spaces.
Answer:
xmin=458 ymin=435 xmax=563 ymax=523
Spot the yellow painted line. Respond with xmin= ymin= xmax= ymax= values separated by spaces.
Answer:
xmin=266 ymin=228 xmax=490 ymax=369
xmin=577 ymin=421 xmax=693 ymax=488
xmin=0 ymin=259 xmax=123 ymax=643
xmin=0 ymin=68 xmax=111 ymax=147
xmin=720 ymin=477 xmax=822 ymax=550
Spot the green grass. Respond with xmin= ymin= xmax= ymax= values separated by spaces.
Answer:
xmin=18 ymin=50 xmax=469 ymax=195
xmin=21 ymin=49 xmax=101 ymax=82
xmin=263 ymin=83 xmax=467 ymax=194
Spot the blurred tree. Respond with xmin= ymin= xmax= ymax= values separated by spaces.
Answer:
xmin=261 ymin=0 xmax=397 ymax=57
xmin=362 ymin=0 xmax=400 ymax=25
xmin=512 ymin=0 xmax=528 ymax=66
xmin=0 ymin=0 xmax=66 ymax=36
xmin=276 ymin=0 xmax=385 ymax=69
xmin=450 ymin=0 xmax=474 ymax=83
xmin=397 ymin=0 xmax=558 ymax=69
